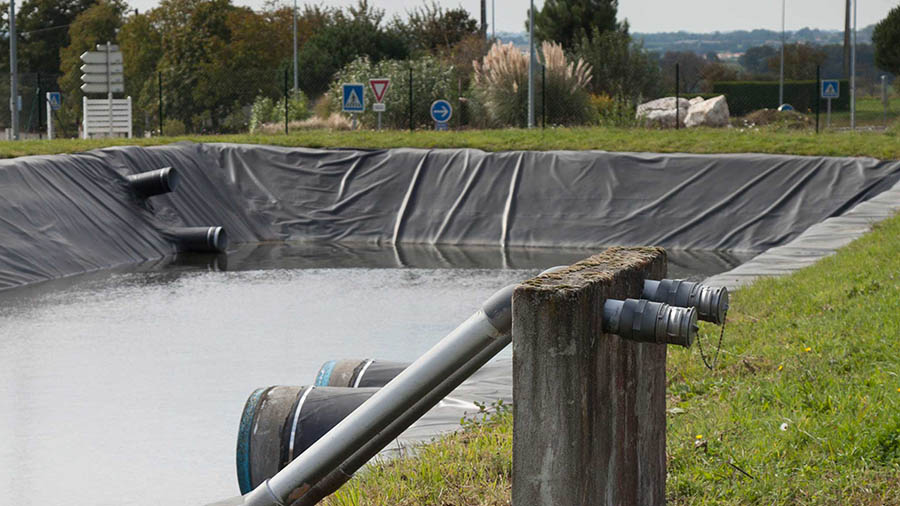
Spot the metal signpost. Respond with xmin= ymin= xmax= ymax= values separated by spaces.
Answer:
xmin=46 ymin=92 xmax=61 ymax=140
xmin=80 ymin=42 xmax=125 ymax=137
xmin=342 ymin=83 xmax=365 ymax=129
xmin=430 ymin=99 xmax=452 ymax=131
xmin=369 ymin=78 xmax=390 ymax=130
xmin=821 ymin=79 xmax=839 ymax=129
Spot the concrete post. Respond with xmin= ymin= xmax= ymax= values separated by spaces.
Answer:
xmin=512 ymin=246 xmax=668 ymax=506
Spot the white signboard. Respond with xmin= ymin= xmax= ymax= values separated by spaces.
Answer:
xmin=79 ymin=51 xmax=123 ymax=65
xmin=80 ymin=63 xmax=123 ymax=74
xmin=82 ymin=96 xmax=132 ymax=138
xmin=80 ymin=83 xmax=125 ymax=94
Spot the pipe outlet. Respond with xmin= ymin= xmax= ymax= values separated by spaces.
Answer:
xmin=125 ymin=167 xmax=179 ymax=198
xmin=170 ymin=226 xmax=228 ymax=254
xmin=602 ymin=298 xmax=697 ymax=348
xmin=642 ymin=279 xmax=729 ymax=325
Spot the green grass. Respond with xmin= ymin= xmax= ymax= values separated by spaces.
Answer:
xmin=2 ymin=123 xmax=900 ymax=160
xmin=323 ymin=212 xmax=900 ymax=505
xmin=826 ymin=95 xmax=899 ymax=129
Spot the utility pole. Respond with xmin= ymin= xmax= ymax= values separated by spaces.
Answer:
xmin=9 ymin=0 xmax=19 ymax=140
xmin=779 ymin=0 xmax=785 ymax=106
xmin=481 ymin=0 xmax=486 ymax=38
xmin=527 ymin=0 xmax=535 ymax=128
xmin=293 ymin=0 xmax=298 ymax=92
xmin=850 ymin=0 xmax=857 ymax=130
xmin=492 ymin=0 xmax=495 ymax=39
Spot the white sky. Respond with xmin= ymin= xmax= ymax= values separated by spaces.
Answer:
xmin=127 ymin=0 xmax=897 ymax=34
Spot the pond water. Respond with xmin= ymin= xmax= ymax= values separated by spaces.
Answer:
xmin=0 ymin=243 xmax=749 ymax=506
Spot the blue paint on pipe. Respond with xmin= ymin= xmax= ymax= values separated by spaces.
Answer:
xmin=314 ymin=360 xmax=337 ymax=387
xmin=236 ymin=387 xmax=267 ymax=495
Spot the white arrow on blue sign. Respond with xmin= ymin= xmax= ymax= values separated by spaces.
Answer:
xmin=821 ymin=80 xmax=840 ymax=99
xmin=430 ymin=99 xmax=452 ymax=123
xmin=342 ymin=83 xmax=365 ymax=113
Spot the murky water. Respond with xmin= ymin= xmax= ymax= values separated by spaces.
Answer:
xmin=0 ymin=243 xmax=749 ymax=506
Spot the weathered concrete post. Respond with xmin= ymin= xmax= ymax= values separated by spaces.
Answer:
xmin=512 ymin=247 xmax=667 ymax=506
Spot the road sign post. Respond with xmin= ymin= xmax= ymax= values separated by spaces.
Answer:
xmin=342 ymin=83 xmax=365 ymax=130
xmin=430 ymin=99 xmax=452 ymax=131
xmin=821 ymin=79 xmax=839 ymax=130
xmin=46 ymin=92 xmax=60 ymax=140
xmin=80 ymin=42 xmax=128 ymax=137
xmin=369 ymin=78 xmax=390 ymax=131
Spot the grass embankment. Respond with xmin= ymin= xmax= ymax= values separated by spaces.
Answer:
xmin=2 ymin=123 xmax=900 ymax=160
xmin=323 ymin=212 xmax=900 ymax=506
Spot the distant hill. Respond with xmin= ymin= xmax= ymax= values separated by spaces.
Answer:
xmin=633 ymin=26 xmax=875 ymax=56
xmin=494 ymin=26 xmax=876 ymax=57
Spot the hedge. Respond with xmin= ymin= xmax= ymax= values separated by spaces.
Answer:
xmin=711 ymin=80 xmax=850 ymax=116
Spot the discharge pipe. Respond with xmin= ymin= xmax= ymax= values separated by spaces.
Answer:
xmin=169 ymin=226 xmax=228 ymax=254
xmin=125 ymin=167 xmax=179 ymax=199
xmin=241 ymin=266 xmax=567 ymax=506
xmin=642 ymin=279 xmax=729 ymax=325
xmin=602 ymin=298 xmax=698 ymax=348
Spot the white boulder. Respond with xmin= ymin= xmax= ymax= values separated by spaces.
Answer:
xmin=689 ymin=96 xmax=705 ymax=106
xmin=635 ymin=97 xmax=691 ymax=128
xmin=684 ymin=95 xmax=730 ymax=128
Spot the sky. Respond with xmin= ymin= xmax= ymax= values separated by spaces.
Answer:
xmin=127 ymin=0 xmax=897 ymax=34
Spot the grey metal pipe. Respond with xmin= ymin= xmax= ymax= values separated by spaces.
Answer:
xmin=242 ymin=266 xmax=566 ymax=506
xmin=641 ymin=279 xmax=728 ymax=325
xmin=290 ymin=334 xmax=513 ymax=506
xmin=602 ymin=298 xmax=697 ymax=348
xmin=243 ymin=285 xmax=516 ymax=506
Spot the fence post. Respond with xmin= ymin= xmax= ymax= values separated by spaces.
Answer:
xmin=409 ymin=66 xmax=413 ymax=132
xmin=512 ymin=247 xmax=668 ymax=506
xmin=37 ymin=73 xmax=42 ymax=137
xmin=675 ymin=63 xmax=680 ymax=130
xmin=158 ymin=72 xmax=163 ymax=136
xmin=284 ymin=68 xmax=289 ymax=135
xmin=541 ymin=64 xmax=546 ymax=129
xmin=815 ymin=65 xmax=821 ymax=134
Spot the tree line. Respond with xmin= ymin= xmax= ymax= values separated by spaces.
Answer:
xmin=1 ymin=0 xmax=897 ymax=134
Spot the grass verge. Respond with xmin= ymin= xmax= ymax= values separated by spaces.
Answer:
xmin=323 ymin=211 xmax=900 ymax=505
xmin=2 ymin=124 xmax=900 ymax=160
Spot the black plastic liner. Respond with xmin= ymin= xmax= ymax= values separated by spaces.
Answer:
xmin=2 ymin=142 xmax=898 ymax=291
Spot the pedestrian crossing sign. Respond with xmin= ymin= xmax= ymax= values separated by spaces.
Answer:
xmin=821 ymin=80 xmax=839 ymax=99
xmin=342 ymin=83 xmax=365 ymax=113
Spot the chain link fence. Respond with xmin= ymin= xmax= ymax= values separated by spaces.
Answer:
xmin=1 ymin=63 xmax=895 ymax=139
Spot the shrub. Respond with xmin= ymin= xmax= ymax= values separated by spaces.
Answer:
xmin=162 ymin=118 xmax=186 ymax=136
xmin=328 ymin=55 xmax=459 ymax=130
xmin=712 ymin=80 xmax=849 ymax=116
xmin=469 ymin=41 xmax=593 ymax=127
xmin=249 ymin=91 xmax=311 ymax=133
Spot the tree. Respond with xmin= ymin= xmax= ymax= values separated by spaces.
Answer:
xmin=18 ymin=0 xmax=127 ymax=74
xmin=296 ymin=1 xmax=408 ymax=97
xmin=532 ymin=0 xmax=621 ymax=50
xmin=872 ymin=5 xmax=900 ymax=78
xmin=766 ymin=43 xmax=826 ymax=80
xmin=395 ymin=1 xmax=479 ymax=55
xmin=575 ymin=27 xmax=659 ymax=101
xmin=56 ymin=2 xmax=127 ymax=134
xmin=659 ymin=51 xmax=707 ymax=93
xmin=739 ymin=45 xmax=778 ymax=76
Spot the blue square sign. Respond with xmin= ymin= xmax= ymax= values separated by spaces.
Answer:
xmin=821 ymin=80 xmax=839 ymax=99
xmin=342 ymin=83 xmax=365 ymax=113
xmin=47 ymin=92 xmax=62 ymax=111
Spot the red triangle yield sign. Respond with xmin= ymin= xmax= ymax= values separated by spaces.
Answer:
xmin=369 ymin=78 xmax=390 ymax=103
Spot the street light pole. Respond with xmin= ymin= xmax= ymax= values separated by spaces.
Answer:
xmin=850 ymin=0 xmax=857 ymax=130
xmin=779 ymin=0 xmax=784 ymax=106
xmin=9 ymin=0 xmax=19 ymax=141
xmin=292 ymin=0 xmax=298 ymax=92
xmin=492 ymin=0 xmax=495 ymax=40
xmin=528 ymin=0 xmax=535 ymax=128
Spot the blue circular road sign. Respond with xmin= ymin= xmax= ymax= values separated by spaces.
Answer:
xmin=430 ymin=99 xmax=453 ymax=123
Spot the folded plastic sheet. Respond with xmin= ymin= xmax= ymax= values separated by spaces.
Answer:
xmin=2 ymin=142 xmax=899 ymax=291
